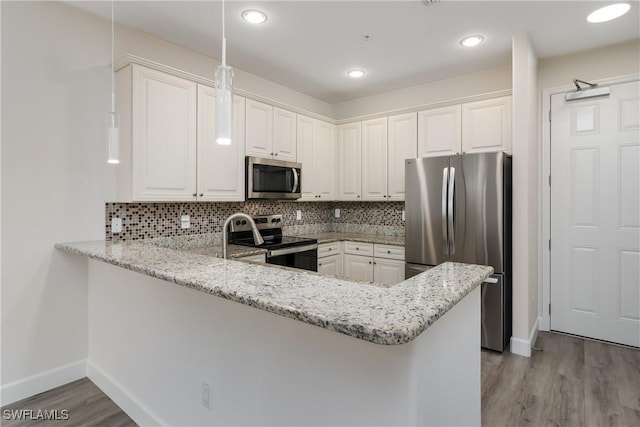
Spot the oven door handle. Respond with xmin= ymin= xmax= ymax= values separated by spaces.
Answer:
xmin=292 ymin=168 xmax=299 ymax=193
xmin=267 ymin=244 xmax=318 ymax=258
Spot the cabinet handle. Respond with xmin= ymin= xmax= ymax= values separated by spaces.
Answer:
xmin=387 ymin=250 xmax=391 ymax=254
xmin=319 ymin=263 xmax=322 ymax=266
xmin=368 ymin=261 xmax=372 ymax=264
xmin=271 ymin=152 xmax=274 ymax=156
xmin=374 ymin=262 xmax=377 ymax=265
xmin=192 ymin=193 xmax=197 ymax=197
xmin=199 ymin=193 xmax=204 ymax=197
xmin=356 ymin=247 xmax=359 ymax=250
xmin=275 ymin=153 xmax=278 ymax=156
xmin=357 ymin=195 xmax=360 ymax=198
xmin=328 ymin=248 xmax=332 ymax=251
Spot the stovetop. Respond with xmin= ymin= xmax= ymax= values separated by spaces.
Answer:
xmin=232 ymin=234 xmax=317 ymax=250
xmin=228 ymin=214 xmax=317 ymax=250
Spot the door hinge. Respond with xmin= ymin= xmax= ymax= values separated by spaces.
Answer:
xmin=549 ymin=304 xmax=551 ymax=315
xmin=548 ymin=110 xmax=552 ymax=122
xmin=548 ymin=239 xmax=551 ymax=251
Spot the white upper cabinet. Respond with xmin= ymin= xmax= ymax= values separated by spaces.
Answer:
xmin=245 ymin=99 xmax=274 ymax=158
xmin=462 ymin=96 xmax=512 ymax=154
xmin=246 ymin=100 xmax=297 ymax=160
xmin=129 ymin=65 xmax=197 ymax=201
xmin=387 ymin=112 xmax=417 ymax=200
xmin=197 ymin=85 xmax=246 ymax=201
xmin=297 ymin=115 xmax=336 ymax=201
xmin=362 ymin=118 xmax=389 ymax=201
xmin=314 ymin=120 xmax=336 ymax=200
xmin=273 ymin=107 xmax=297 ymax=161
xmin=337 ymin=122 xmax=362 ymax=200
xmin=418 ymin=105 xmax=461 ymax=157
xmin=418 ymin=96 xmax=512 ymax=157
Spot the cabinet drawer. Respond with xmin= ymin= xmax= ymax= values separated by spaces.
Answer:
xmin=343 ymin=241 xmax=374 ymax=257
xmin=318 ymin=241 xmax=341 ymax=258
xmin=374 ymin=244 xmax=405 ymax=261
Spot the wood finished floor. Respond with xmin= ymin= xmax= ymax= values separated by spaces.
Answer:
xmin=482 ymin=331 xmax=640 ymax=427
xmin=2 ymin=332 xmax=638 ymax=426
xmin=1 ymin=378 xmax=135 ymax=427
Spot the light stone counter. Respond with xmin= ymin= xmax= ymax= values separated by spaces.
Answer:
xmin=56 ymin=240 xmax=492 ymax=345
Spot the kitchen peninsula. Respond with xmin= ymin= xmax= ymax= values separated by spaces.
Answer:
xmin=57 ymin=238 xmax=492 ymax=426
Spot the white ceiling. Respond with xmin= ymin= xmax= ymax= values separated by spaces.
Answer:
xmin=68 ymin=1 xmax=640 ymax=104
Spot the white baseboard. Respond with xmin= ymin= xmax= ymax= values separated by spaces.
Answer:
xmin=510 ymin=317 xmax=541 ymax=357
xmin=87 ymin=361 xmax=166 ymax=427
xmin=0 ymin=360 xmax=87 ymax=407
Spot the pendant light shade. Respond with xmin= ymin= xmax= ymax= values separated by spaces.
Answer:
xmin=215 ymin=0 xmax=234 ymax=145
xmin=215 ymin=64 xmax=233 ymax=145
xmin=107 ymin=110 xmax=120 ymax=164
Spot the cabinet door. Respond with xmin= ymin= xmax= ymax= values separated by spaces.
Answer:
xmin=373 ymin=258 xmax=405 ymax=286
xmin=314 ymin=120 xmax=336 ymax=200
xmin=462 ymin=96 xmax=512 ymax=154
xmin=337 ymin=123 xmax=362 ymax=200
xmin=273 ymin=107 xmax=297 ymax=161
xmin=132 ymin=65 xmax=197 ymax=201
xmin=296 ymin=115 xmax=316 ymax=201
xmin=318 ymin=254 xmax=342 ymax=278
xmin=197 ymin=86 xmax=245 ymax=201
xmin=245 ymin=99 xmax=274 ymax=158
xmin=417 ymin=105 xmax=461 ymax=158
xmin=362 ymin=118 xmax=388 ymax=201
xmin=387 ymin=113 xmax=417 ymax=201
xmin=343 ymin=254 xmax=374 ymax=282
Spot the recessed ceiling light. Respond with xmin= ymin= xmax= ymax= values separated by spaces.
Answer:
xmin=587 ymin=3 xmax=630 ymax=23
xmin=347 ymin=69 xmax=366 ymax=78
xmin=460 ymin=35 xmax=484 ymax=47
xmin=242 ymin=10 xmax=267 ymax=24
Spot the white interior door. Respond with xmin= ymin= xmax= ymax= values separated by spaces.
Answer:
xmin=550 ymin=80 xmax=640 ymax=347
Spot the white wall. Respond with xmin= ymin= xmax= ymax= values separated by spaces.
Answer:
xmin=510 ymin=34 xmax=539 ymax=357
xmin=0 ymin=0 xmax=332 ymax=404
xmin=332 ymin=65 xmax=512 ymax=120
xmin=1 ymin=0 xmax=109 ymax=399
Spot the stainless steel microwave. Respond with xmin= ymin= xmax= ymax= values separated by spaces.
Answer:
xmin=246 ymin=156 xmax=302 ymax=200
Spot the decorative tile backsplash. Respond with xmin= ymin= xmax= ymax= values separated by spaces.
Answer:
xmin=105 ymin=201 xmax=405 ymax=241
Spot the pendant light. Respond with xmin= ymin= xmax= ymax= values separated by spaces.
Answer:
xmin=107 ymin=0 xmax=120 ymax=164
xmin=215 ymin=0 xmax=234 ymax=145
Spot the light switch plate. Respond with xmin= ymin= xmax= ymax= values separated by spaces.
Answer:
xmin=334 ymin=208 xmax=341 ymax=218
xmin=296 ymin=210 xmax=302 ymax=221
xmin=111 ymin=217 xmax=122 ymax=233
xmin=181 ymin=215 xmax=191 ymax=229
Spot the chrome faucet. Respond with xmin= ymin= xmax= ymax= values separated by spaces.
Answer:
xmin=222 ymin=213 xmax=264 ymax=259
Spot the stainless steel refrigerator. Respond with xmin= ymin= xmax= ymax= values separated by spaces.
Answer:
xmin=405 ymin=152 xmax=512 ymax=352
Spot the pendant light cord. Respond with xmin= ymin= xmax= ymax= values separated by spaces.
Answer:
xmin=111 ymin=0 xmax=115 ymax=112
xmin=221 ymin=0 xmax=226 ymax=66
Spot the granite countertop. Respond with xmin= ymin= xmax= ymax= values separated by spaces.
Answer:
xmin=56 ymin=239 xmax=492 ymax=346
xmin=299 ymin=232 xmax=404 ymax=246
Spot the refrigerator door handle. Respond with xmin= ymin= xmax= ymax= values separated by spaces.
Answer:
xmin=442 ymin=167 xmax=449 ymax=255
xmin=448 ymin=166 xmax=456 ymax=255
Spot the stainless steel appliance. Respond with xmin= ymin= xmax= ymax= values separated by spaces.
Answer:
xmin=246 ymin=157 xmax=302 ymax=200
xmin=405 ymin=152 xmax=512 ymax=351
xmin=229 ymin=214 xmax=318 ymax=272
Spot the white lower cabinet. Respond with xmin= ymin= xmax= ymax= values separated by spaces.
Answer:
xmin=340 ymin=242 xmax=405 ymax=286
xmin=343 ymin=254 xmax=375 ymax=282
xmin=317 ymin=242 xmax=343 ymax=277
xmin=318 ymin=254 xmax=343 ymax=277
xmin=373 ymin=258 xmax=405 ymax=286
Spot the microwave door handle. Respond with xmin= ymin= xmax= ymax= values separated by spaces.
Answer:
xmin=292 ymin=168 xmax=299 ymax=193
xmin=442 ymin=167 xmax=449 ymax=255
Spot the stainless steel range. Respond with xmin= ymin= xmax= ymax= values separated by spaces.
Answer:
xmin=228 ymin=214 xmax=318 ymax=272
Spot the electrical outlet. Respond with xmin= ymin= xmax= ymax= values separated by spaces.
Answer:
xmin=334 ymin=208 xmax=341 ymax=218
xmin=201 ymin=381 xmax=212 ymax=409
xmin=111 ymin=217 xmax=122 ymax=233
xmin=296 ymin=210 xmax=302 ymax=221
xmin=402 ymin=210 xmax=405 ymax=221
xmin=181 ymin=215 xmax=190 ymax=229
